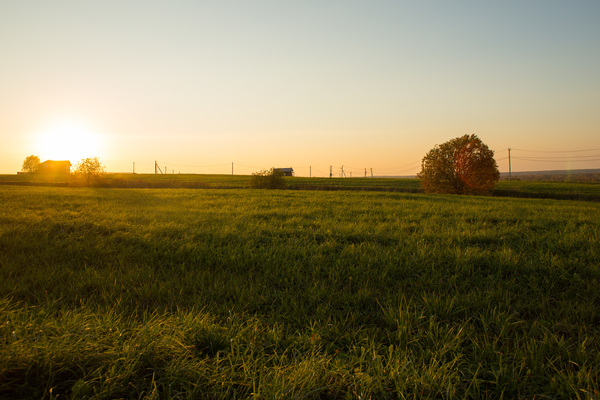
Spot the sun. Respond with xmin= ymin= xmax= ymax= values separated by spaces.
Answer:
xmin=34 ymin=120 xmax=105 ymax=163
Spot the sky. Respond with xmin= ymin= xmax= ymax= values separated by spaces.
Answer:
xmin=1 ymin=0 xmax=599 ymax=176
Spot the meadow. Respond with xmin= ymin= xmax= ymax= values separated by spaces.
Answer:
xmin=2 ymin=172 xmax=600 ymax=201
xmin=1 ymin=183 xmax=599 ymax=399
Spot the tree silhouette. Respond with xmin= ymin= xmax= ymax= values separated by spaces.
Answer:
xmin=22 ymin=155 xmax=40 ymax=174
xmin=73 ymin=157 xmax=106 ymax=184
xmin=418 ymin=134 xmax=500 ymax=195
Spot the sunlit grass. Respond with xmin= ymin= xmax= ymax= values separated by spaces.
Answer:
xmin=2 ymin=172 xmax=600 ymax=201
xmin=1 ymin=186 xmax=599 ymax=398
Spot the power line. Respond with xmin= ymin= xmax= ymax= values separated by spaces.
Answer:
xmin=376 ymin=161 xmax=421 ymax=171
xmin=310 ymin=167 xmax=328 ymax=175
xmin=513 ymin=157 xmax=600 ymax=163
xmin=235 ymin=163 xmax=263 ymax=170
xmin=155 ymin=161 xmax=230 ymax=168
xmin=149 ymin=145 xmax=599 ymax=176
xmin=511 ymin=148 xmax=600 ymax=153
xmin=512 ymin=154 xmax=600 ymax=160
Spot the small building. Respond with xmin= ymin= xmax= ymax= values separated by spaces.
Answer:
xmin=274 ymin=167 xmax=294 ymax=177
xmin=38 ymin=160 xmax=72 ymax=175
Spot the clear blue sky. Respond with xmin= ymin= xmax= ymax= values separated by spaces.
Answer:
xmin=1 ymin=1 xmax=599 ymax=176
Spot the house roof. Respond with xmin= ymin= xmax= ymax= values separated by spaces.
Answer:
xmin=40 ymin=160 xmax=72 ymax=166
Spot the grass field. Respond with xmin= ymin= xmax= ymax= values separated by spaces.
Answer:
xmin=1 ymin=184 xmax=599 ymax=398
xmin=2 ymin=172 xmax=600 ymax=201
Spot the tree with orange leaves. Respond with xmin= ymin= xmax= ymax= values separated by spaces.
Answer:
xmin=418 ymin=134 xmax=499 ymax=195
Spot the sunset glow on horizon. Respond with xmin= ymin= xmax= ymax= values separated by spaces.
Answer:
xmin=31 ymin=120 xmax=106 ymax=165
xmin=1 ymin=1 xmax=599 ymax=176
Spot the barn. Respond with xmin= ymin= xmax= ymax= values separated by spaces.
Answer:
xmin=274 ymin=167 xmax=294 ymax=177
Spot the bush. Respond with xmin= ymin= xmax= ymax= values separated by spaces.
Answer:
xmin=248 ymin=168 xmax=286 ymax=189
xmin=73 ymin=157 xmax=106 ymax=185
xmin=418 ymin=134 xmax=500 ymax=195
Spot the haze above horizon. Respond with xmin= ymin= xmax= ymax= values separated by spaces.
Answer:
xmin=1 ymin=1 xmax=599 ymax=177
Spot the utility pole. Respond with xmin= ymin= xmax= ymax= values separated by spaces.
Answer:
xmin=232 ymin=162 xmax=234 ymax=175
xmin=310 ymin=166 xmax=311 ymax=178
xmin=330 ymin=165 xmax=332 ymax=178
xmin=370 ymin=168 xmax=373 ymax=177
xmin=364 ymin=168 xmax=367 ymax=177
xmin=133 ymin=162 xmax=135 ymax=174
xmin=508 ymin=148 xmax=512 ymax=180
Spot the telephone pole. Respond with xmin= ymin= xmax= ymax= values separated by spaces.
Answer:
xmin=508 ymin=148 xmax=512 ymax=180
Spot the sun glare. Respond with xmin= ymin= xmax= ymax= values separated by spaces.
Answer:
xmin=34 ymin=120 xmax=105 ymax=163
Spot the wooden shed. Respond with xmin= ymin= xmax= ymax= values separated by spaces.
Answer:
xmin=274 ymin=167 xmax=294 ymax=177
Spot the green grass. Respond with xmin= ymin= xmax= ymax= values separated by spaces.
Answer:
xmin=1 ymin=172 xmax=422 ymax=191
xmin=1 ymin=186 xmax=599 ymax=398
xmin=3 ymin=172 xmax=600 ymax=201
xmin=0 ymin=172 xmax=250 ymax=188
xmin=495 ymin=180 xmax=600 ymax=201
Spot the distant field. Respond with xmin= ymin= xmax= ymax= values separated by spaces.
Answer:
xmin=2 ymin=172 xmax=600 ymax=201
xmin=1 ymin=185 xmax=599 ymax=398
